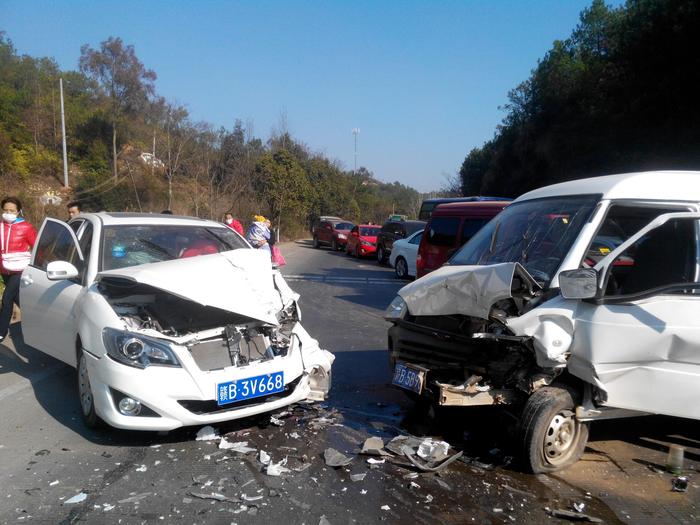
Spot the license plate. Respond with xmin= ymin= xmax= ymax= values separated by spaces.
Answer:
xmin=392 ymin=363 xmax=425 ymax=394
xmin=217 ymin=371 xmax=285 ymax=406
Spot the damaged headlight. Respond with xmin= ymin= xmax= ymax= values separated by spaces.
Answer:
xmin=103 ymin=328 xmax=181 ymax=369
xmin=384 ymin=295 xmax=408 ymax=320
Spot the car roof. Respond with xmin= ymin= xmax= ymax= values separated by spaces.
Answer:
xmin=516 ymin=171 xmax=700 ymax=203
xmin=431 ymin=201 xmax=510 ymax=216
xmin=422 ymin=196 xmax=512 ymax=204
xmin=357 ymin=224 xmax=380 ymax=228
xmin=81 ymin=212 xmax=226 ymax=228
xmin=384 ymin=219 xmax=425 ymax=227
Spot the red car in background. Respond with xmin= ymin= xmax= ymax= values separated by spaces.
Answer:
xmin=346 ymin=224 xmax=381 ymax=258
xmin=312 ymin=218 xmax=355 ymax=251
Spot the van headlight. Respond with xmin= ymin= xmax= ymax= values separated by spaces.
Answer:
xmin=384 ymin=295 xmax=408 ymax=320
xmin=103 ymin=328 xmax=181 ymax=369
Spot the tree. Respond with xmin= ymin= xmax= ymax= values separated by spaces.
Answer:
xmin=79 ymin=37 xmax=156 ymax=180
xmin=255 ymin=149 xmax=311 ymax=236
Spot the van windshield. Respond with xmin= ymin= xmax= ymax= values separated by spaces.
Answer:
xmin=449 ymin=195 xmax=600 ymax=285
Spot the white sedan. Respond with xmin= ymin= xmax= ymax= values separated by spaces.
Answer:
xmin=388 ymin=229 xmax=423 ymax=279
xmin=19 ymin=213 xmax=334 ymax=431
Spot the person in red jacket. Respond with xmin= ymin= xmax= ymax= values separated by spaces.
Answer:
xmin=224 ymin=212 xmax=244 ymax=236
xmin=0 ymin=197 xmax=37 ymax=343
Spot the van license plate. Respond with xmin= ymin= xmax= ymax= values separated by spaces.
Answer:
xmin=217 ymin=371 xmax=284 ymax=406
xmin=392 ymin=363 xmax=425 ymax=394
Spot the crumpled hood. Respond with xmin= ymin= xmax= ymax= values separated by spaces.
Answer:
xmin=97 ymin=249 xmax=289 ymax=325
xmin=398 ymin=262 xmax=537 ymax=320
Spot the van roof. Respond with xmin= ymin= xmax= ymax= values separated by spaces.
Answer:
xmin=431 ymin=200 xmax=510 ymax=217
xmin=516 ymin=171 xmax=700 ymax=203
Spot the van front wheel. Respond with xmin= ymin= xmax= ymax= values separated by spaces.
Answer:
xmin=518 ymin=386 xmax=588 ymax=473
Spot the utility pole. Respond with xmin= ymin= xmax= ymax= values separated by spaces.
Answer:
xmin=59 ymin=78 xmax=69 ymax=187
xmin=352 ymin=128 xmax=360 ymax=174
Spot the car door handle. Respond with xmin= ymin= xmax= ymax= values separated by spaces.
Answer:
xmin=21 ymin=275 xmax=33 ymax=285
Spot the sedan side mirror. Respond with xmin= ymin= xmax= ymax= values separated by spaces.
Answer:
xmin=46 ymin=260 xmax=80 ymax=281
xmin=559 ymin=268 xmax=598 ymax=299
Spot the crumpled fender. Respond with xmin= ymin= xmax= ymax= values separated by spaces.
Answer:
xmin=506 ymin=295 xmax=577 ymax=368
xmin=292 ymin=322 xmax=335 ymax=400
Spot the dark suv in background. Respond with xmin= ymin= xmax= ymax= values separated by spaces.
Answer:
xmin=312 ymin=218 xmax=355 ymax=251
xmin=376 ymin=219 xmax=426 ymax=264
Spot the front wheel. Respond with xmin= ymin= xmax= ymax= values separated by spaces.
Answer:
xmin=395 ymin=257 xmax=409 ymax=279
xmin=377 ymin=245 xmax=386 ymax=264
xmin=518 ymin=386 xmax=588 ymax=473
xmin=77 ymin=348 xmax=101 ymax=428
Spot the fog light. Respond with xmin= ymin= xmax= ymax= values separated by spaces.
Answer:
xmin=118 ymin=397 xmax=142 ymax=416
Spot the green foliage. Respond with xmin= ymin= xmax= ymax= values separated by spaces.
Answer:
xmin=460 ymin=0 xmax=700 ymax=197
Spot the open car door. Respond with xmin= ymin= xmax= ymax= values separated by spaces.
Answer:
xmin=20 ymin=218 xmax=84 ymax=367
xmin=569 ymin=212 xmax=700 ymax=419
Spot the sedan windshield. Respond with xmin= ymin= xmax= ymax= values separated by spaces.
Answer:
xmin=449 ymin=195 xmax=600 ymax=285
xmin=335 ymin=222 xmax=354 ymax=230
xmin=101 ymin=224 xmax=249 ymax=271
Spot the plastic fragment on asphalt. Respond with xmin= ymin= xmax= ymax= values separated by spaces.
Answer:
xmin=196 ymin=426 xmax=220 ymax=441
xmin=425 ymin=495 xmax=433 ymax=503
xmin=289 ymin=432 xmax=301 ymax=439
xmin=386 ymin=435 xmax=423 ymax=456
xmin=118 ymin=492 xmax=152 ymax=504
xmin=366 ymin=457 xmax=385 ymax=465
xmin=350 ymin=473 xmax=367 ymax=482
xmin=404 ymin=449 xmax=464 ymax=472
xmin=266 ymin=458 xmax=290 ymax=476
xmin=319 ymin=515 xmax=332 ymax=525
xmin=361 ymin=436 xmax=388 ymax=456
xmin=417 ymin=439 xmax=450 ymax=462
xmin=410 ymin=481 xmax=421 ymax=489
xmin=188 ymin=492 xmax=239 ymax=504
xmin=672 ymin=476 xmax=689 ymax=492
xmin=219 ymin=439 xmax=256 ymax=454
xmin=573 ymin=502 xmax=586 ymax=513
xmin=270 ymin=416 xmax=284 ymax=426
xmin=64 ymin=492 xmax=87 ymax=504
xmin=241 ymin=494 xmax=264 ymax=502
xmin=381 ymin=505 xmax=391 ymax=511
xmin=102 ymin=503 xmax=115 ymax=511
xmin=259 ymin=450 xmax=271 ymax=465
xmin=49 ymin=481 xmax=59 ymax=486
xmin=135 ymin=464 xmax=147 ymax=472
xmin=361 ymin=489 xmax=367 ymax=495
xmin=324 ymin=448 xmax=353 ymax=467
xmin=545 ymin=507 xmax=603 ymax=523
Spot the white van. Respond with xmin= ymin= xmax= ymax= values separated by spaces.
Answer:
xmin=386 ymin=171 xmax=700 ymax=472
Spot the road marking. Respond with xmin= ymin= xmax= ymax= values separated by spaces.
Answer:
xmin=283 ymin=275 xmax=402 ymax=285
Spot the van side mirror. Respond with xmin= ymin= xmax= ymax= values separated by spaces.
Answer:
xmin=559 ymin=268 xmax=598 ymax=299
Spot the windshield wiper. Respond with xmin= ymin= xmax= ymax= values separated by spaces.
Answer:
xmin=489 ymin=222 xmax=501 ymax=254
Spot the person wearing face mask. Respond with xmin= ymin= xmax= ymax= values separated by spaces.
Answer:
xmin=223 ymin=212 xmax=244 ymax=236
xmin=0 ymin=197 xmax=37 ymax=344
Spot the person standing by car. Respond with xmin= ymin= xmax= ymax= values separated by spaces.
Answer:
xmin=247 ymin=215 xmax=271 ymax=257
xmin=224 ymin=212 xmax=244 ymax=236
xmin=0 ymin=197 xmax=37 ymax=343
xmin=67 ymin=201 xmax=82 ymax=219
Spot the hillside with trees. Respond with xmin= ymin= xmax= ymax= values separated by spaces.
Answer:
xmin=0 ymin=33 xmax=423 ymax=237
xmin=460 ymin=0 xmax=700 ymax=197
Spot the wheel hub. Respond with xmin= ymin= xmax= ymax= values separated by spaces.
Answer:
xmin=544 ymin=409 xmax=577 ymax=464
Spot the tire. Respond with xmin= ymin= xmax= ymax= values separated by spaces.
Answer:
xmin=395 ymin=257 xmax=409 ymax=279
xmin=377 ymin=245 xmax=387 ymax=264
xmin=332 ymin=239 xmax=338 ymax=251
xmin=518 ymin=385 xmax=589 ymax=473
xmin=312 ymin=236 xmax=319 ymax=249
xmin=77 ymin=348 xmax=101 ymax=428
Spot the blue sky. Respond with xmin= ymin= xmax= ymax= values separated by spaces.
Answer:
xmin=2 ymin=1 xmax=616 ymax=192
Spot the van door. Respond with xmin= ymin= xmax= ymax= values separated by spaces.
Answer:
xmin=570 ymin=212 xmax=700 ymax=419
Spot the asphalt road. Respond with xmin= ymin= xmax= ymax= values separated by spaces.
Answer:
xmin=0 ymin=240 xmax=698 ymax=524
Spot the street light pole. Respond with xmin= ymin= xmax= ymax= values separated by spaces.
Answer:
xmin=59 ymin=78 xmax=69 ymax=187
xmin=352 ymin=128 xmax=360 ymax=174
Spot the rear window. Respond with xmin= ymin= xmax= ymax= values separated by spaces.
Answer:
xmin=335 ymin=222 xmax=354 ymax=230
xmin=460 ymin=218 xmax=490 ymax=245
xmin=360 ymin=227 xmax=381 ymax=236
xmin=428 ymin=217 xmax=460 ymax=247
xmin=419 ymin=203 xmax=437 ymax=220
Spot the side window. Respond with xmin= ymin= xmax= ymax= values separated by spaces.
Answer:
xmin=428 ymin=217 xmax=460 ymax=247
xmin=460 ymin=218 xmax=489 ymax=246
xmin=605 ymin=218 xmax=698 ymax=296
xmin=584 ymin=204 xmax=688 ymax=267
xmin=69 ymin=219 xmax=84 ymax=234
xmin=409 ymin=231 xmax=423 ymax=245
xmin=33 ymin=221 xmax=82 ymax=271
